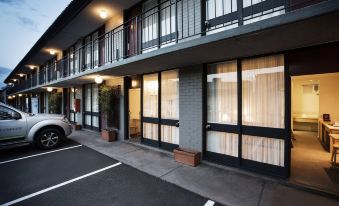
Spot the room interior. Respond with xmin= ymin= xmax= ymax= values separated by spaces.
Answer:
xmin=290 ymin=72 xmax=339 ymax=194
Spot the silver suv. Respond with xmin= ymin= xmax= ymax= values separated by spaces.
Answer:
xmin=0 ymin=102 xmax=72 ymax=149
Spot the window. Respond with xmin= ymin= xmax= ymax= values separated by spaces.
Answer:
xmin=143 ymin=73 xmax=159 ymax=118
xmin=242 ymin=54 xmax=285 ymax=128
xmin=0 ymin=106 xmax=20 ymax=120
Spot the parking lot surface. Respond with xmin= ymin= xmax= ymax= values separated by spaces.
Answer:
xmin=0 ymin=140 xmax=219 ymax=206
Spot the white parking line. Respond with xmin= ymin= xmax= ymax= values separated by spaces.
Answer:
xmin=204 ymin=200 xmax=215 ymax=206
xmin=0 ymin=145 xmax=82 ymax=165
xmin=0 ymin=162 xmax=122 ymax=206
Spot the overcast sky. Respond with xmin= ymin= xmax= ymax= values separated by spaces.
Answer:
xmin=0 ymin=0 xmax=72 ymax=70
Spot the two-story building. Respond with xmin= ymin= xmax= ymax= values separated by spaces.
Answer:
xmin=3 ymin=0 xmax=339 ymax=180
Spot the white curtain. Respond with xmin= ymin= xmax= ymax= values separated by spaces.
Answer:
xmin=242 ymin=54 xmax=285 ymax=128
xmin=242 ymin=135 xmax=284 ymax=166
xmin=160 ymin=0 xmax=176 ymax=43
xmin=85 ymin=36 xmax=91 ymax=69
xmin=143 ymin=73 xmax=158 ymax=117
xmin=207 ymin=60 xmax=237 ymax=124
xmin=143 ymin=0 xmax=158 ymax=46
xmin=161 ymin=125 xmax=179 ymax=144
xmin=92 ymin=32 xmax=99 ymax=67
xmin=70 ymin=88 xmax=75 ymax=122
xmin=143 ymin=123 xmax=158 ymax=140
xmin=161 ymin=70 xmax=179 ymax=119
xmin=207 ymin=131 xmax=238 ymax=157
xmin=92 ymin=84 xmax=99 ymax=127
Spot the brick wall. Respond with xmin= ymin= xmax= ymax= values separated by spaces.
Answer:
xmin=179 ymin=64 xmax=203 ymax=152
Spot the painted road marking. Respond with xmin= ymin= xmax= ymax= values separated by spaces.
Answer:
xmin=0 ymin=145 xmax=82 ymax=165
xmin=0 ymin=162 xmax=122 ymax=206
xmin=204 ymin=200 xmax=215 ymax=206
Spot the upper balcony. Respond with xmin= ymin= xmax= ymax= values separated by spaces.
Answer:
xmin=5 ymin=0 xmax=339 ymax=94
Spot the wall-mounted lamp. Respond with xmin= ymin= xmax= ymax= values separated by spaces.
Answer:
xmin=95 ymin=76 xmax=103 ymax=84
xmin=47 ymin=87 xmax=53 ymax=92
xmin=99 ymin=10 xmax=108 ymax=19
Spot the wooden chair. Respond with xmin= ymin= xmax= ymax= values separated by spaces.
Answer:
xmin=330 ymin=134 xmax=339 ymax=166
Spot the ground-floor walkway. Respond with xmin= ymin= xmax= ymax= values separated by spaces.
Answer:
xmin=290 ymin=131 xmax=339 ymax=194
xmin=70 ymin=130 xmax=339 ymax=206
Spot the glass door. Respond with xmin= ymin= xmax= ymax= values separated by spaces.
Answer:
xmin=205 ymin=60 xmax=239 ymax=166
xmin=142 ymin=69 xmax=179 ymax=150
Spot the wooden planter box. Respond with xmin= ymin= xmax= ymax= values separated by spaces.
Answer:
xmin=174 ymin=148 xmax=201 ymax=167
xmin=101 ymin=130 xmax=117 ymax=142
xmin=72 ymin=124 xmax=81 ymax=130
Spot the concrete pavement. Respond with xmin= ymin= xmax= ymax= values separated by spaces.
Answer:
xmin=69 ymin=130 xmax=339 ymax=206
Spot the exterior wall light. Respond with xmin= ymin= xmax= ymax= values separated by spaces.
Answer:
xmin=29 ymin=66 xmax=35 ymax=70
xmin=19 ymin=74 xmax=24 ymax=77
xmin=49 ymin=50 xmax=56 ymax=55
xmin=18 ymin=94 xmax=22 ymax=97
xmin=99 ymin=10 xmax=108 ymax=19
xmin=47 ymin=87 xmax=53 ymax=92
xmin=95 ymin=76 xmax=103 ymax=84
xmin=12 ymin=95 xmax=16 ymax=98
xmin=13 ymin=79 xmax=17 ymax=82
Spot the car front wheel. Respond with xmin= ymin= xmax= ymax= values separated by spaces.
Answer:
xmin=36 ymin=128 xmax=63 ymax=149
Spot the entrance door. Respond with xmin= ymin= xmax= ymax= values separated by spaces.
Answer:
xmin=142 ymin=69 xmax=179 ymax=150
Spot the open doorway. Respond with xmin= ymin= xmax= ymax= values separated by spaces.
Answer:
xmin=128 ymin=76 xmax=141 ymax=142
xmin=290 ymin=72 xmax=339 ymax=194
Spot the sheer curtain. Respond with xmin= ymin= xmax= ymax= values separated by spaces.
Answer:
xmin=70 ymin=88 xmax=75 ymax=122
xmin=92 ymin=84 xmax=99 ymax=128
xmin=207 ymin=61 xmax=238 ymax=156
xmin=241 ymin=54 xmax=285 ymax=166
xmin=161 ymin=70 xmax=179 ymax=145
xmin=143 ymin=73 xmax=159 ymax=140
xmin=85 ymin=84 xmax=91 ymax=126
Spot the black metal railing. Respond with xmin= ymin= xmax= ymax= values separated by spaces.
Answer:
xmin=9 ymin=0 xmax=328 ymax=94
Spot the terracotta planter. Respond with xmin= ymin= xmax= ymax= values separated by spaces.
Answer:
xmin=174 ymin=148 xmax=201 ymax=167
xmin=72 ymin=124 xmax=81 ymax=130
xmin=101 ymin=130 xmax=117 ymax=142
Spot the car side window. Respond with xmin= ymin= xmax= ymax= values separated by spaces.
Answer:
xmin=0 ymin=106 xmax=20 ymax=120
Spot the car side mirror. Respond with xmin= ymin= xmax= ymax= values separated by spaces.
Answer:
xmin=12 ymin=112 xmax=21 ymax=120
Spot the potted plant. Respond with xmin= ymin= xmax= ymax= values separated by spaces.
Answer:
xmin=99 ymin=84 xmax=118 ymax=142
xmin=173 ymin=148 xmax=201 ymax=167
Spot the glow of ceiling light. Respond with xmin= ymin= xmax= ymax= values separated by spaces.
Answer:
xmin=13 ymin=79 xmax=17 ymax=82
xmin=19 ymin=74 xmax=24 ymax=77
xmin=8 ymin=96 xmax=12 ymax=99
xmin=12 ymin=95 xmax=16 ymax=98
xmin=29 ymin=65 xmax=35 ymax=70
xmin=132 ymin=80 xmax=137 ymax=87
xmin=47 ymin=87 xmax=53 ymax=92
xmin=99 ymin=10 xmax=108 ymax=19
xmin=70 ymin=53 xmax=74 ymax=59
xmin=49 ymin=50 xmax=56 ymax=55
xmin=18 ymin=94 xmax=22 ymax=97
xmin=95 ymin=76 xmax=103 ymax=84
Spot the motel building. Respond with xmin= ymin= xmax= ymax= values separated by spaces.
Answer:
xmin=3 ymin=0 xmax=339 ymax=190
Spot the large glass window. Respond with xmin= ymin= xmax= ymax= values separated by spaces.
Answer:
xmin=142 ymin=70 xmax=179 ymax=148
xmin=242 ymin=54 xmax=284 ymax=128
xmin=206 ymin=54 xmax=287 ymax=174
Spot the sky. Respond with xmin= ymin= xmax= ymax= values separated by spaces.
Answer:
xmin=0 ymin=0 xmax=72 ymax=70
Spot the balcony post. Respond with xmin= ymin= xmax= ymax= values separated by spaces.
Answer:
xmin=201 ymin=0 xmax=206 ymax=36
xmin=237 ymin=0 xmax=243 ymax=26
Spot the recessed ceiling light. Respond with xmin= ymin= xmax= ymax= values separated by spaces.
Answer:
xmin=19 ymin=74 xmax=24 ymax=77
xmin=29 ymin=65 xmax=35 ymax=70
xmin=47 ymin=87 xmax=53 ymax=92
xmin=18 ymin=94 xmax=22 ymax=97
xmin=50 ymin=50 xmax=56 ymax=55
xmin=95 ymin=76 xmax=103 ymax=84
xmin=99 ymin=10 xmax=108 ymax=19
